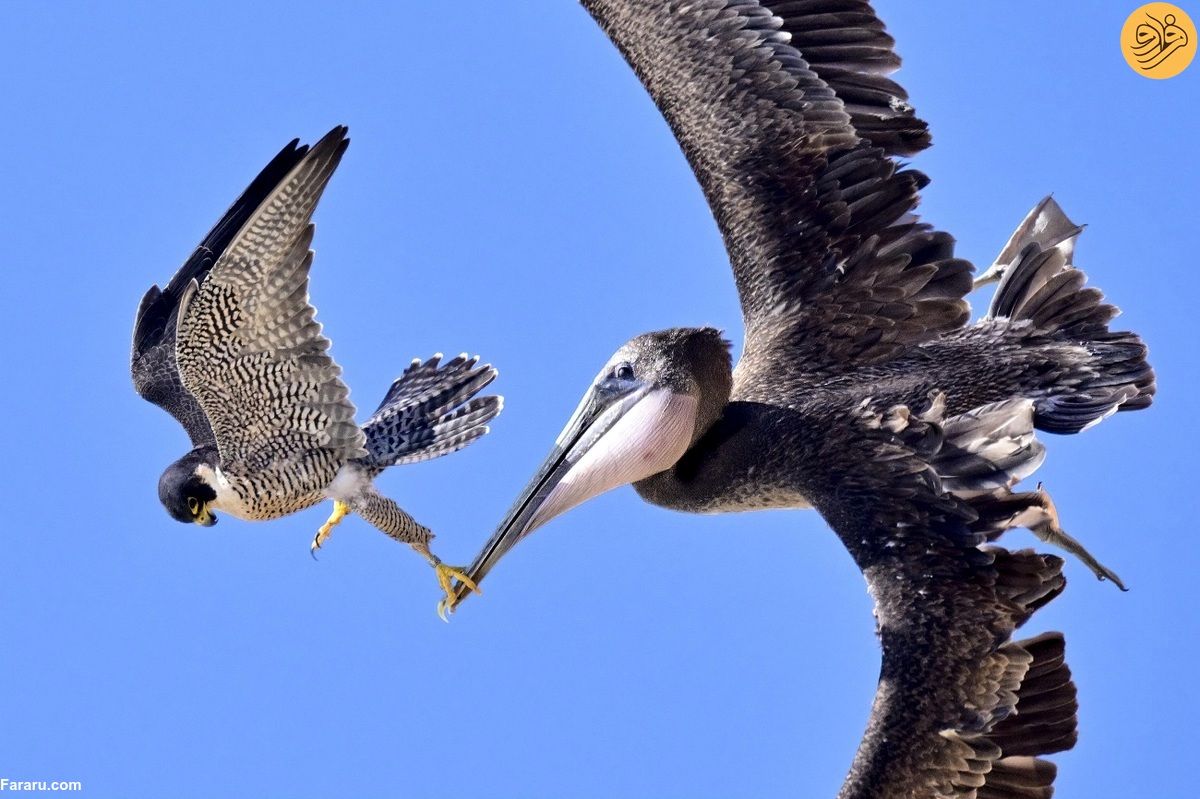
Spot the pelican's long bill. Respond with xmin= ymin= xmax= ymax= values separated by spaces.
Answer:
xmin=449 ymin=373 xmax=698 ymax=610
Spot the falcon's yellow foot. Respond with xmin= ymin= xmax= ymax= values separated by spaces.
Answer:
xmin=434 ymin=564 xmax=479 ymax=622
xmin=311 ymin=500 xmax=351 ymax=559
xmin=413 ymin=542 xmax=480 ymax=622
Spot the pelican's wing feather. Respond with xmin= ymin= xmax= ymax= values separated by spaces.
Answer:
xmin=582 ymin=0 xmax=973 ymax=399
xmin=798 ymin=397 xmax=1076 ymax=797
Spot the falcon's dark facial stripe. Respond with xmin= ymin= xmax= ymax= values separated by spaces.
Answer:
xmin=157 ymin=447 xmax=219 ymax=526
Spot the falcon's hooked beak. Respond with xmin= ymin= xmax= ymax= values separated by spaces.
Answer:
xmin=195 ymin=505 xmax=217 ymax=527
xmin=448 ymin=372 xmax=697 ymax=611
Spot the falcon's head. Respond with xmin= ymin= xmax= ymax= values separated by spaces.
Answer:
xmin=158 ymin=448 xmax=219 ymax=526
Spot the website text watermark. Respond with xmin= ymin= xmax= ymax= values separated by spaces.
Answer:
xmin=0 ymin=779 xmax=83 ymax=792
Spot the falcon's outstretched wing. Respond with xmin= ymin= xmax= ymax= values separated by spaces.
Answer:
xmin=581 ymin=0 xmax=973 ymax=397
xmin=175 ymin=126 xmax=366 ymax=489
xmin=131 ymin=135 xmax=312 ymax=446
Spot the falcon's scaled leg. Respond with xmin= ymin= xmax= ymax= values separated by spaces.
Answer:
xmin=311 ymin=500 xmax=351 ymax=557
xmin=353 ymin=489 xmax=479 ymax=620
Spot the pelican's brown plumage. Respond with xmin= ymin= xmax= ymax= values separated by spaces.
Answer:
xmin=450 ymin=3 xmax=1154 ymax=796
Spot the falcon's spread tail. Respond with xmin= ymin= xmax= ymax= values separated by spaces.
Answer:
xmin=360 ymin=354 xmax=501 ymax=470
xmin=986 ymin=197 xmax=1156 ymax=434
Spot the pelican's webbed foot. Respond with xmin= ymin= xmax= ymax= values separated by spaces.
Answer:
xmin=311 ymin=500 xmax=351 ymax=558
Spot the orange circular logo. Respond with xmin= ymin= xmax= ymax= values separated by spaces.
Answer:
xmin=1122 ymin=3 xmax=1196 ymax=78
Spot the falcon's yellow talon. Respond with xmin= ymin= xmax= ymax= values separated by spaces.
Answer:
xmin=311 ymin=500 xmax=351 ymax=555
xmin=412 ymin=542 xmax=480 ymax=619
xmin=438 ymin=564 xmax=479 ymax=595
xmin=433 ymin=563 xmax=478 ymax=620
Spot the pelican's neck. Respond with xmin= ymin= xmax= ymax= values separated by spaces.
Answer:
xmin=633 ymin=400 xmax=814 ymax=513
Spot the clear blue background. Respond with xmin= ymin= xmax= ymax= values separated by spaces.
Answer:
xmin=0 ymin=2 xmax=1194 ymax=797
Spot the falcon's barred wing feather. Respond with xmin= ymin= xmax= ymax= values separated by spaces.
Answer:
xmin=804 ymin=398 xmax=1075 ymax=798
xmin=581 ymin=1 xmax=972 ymax=397
xmin=175 ymin=127 xmax=366 ymax=484
xmin=131 ymin=136 xmax=312 ymax=446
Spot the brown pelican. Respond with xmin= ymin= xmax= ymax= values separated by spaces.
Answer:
xmin=448 ymin=2 xmax=1154 ymax=796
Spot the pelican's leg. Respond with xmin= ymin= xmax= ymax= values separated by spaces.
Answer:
xmin=972 ymin=261 xmax=1007 ymax=292
xmin=311 ymin=500 xmax=351 ymax=557
xmin=1019 ymin=484 xmax=1128 ymax=591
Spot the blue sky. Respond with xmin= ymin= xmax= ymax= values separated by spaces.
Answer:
xmin=0 ymin=2 xmax=1195 ymax=797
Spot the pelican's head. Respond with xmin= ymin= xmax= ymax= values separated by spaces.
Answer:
xmin=452 ymin=327 xmax=731 ymax=607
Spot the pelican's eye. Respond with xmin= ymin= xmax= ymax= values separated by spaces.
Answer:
xmin=187 ymin=496 xmax=201 ymax=516
xmin=611 ymin=362 xmax=636 ymax=382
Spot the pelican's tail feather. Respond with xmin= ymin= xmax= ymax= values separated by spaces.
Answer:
xmin=987 ymin=198 xmax=1155 ymax=434
xmin=361 ymin=354 xmax=502 ymax=469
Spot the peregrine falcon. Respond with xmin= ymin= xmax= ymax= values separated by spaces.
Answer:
xmin=131 ymin=126 xmax=500 ymax=612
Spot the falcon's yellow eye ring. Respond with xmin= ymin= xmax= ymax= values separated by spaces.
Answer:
xmin=187 ymin=497 xmax=200 ymax=515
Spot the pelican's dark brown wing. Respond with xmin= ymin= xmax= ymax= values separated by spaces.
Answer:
xmin=581 ymin=1 xmax=972 ymax=396
xmin=801 ymin=398 xmax=1076 ymax=798
xmin=130 ymin=134 xmax=312 ymax=446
